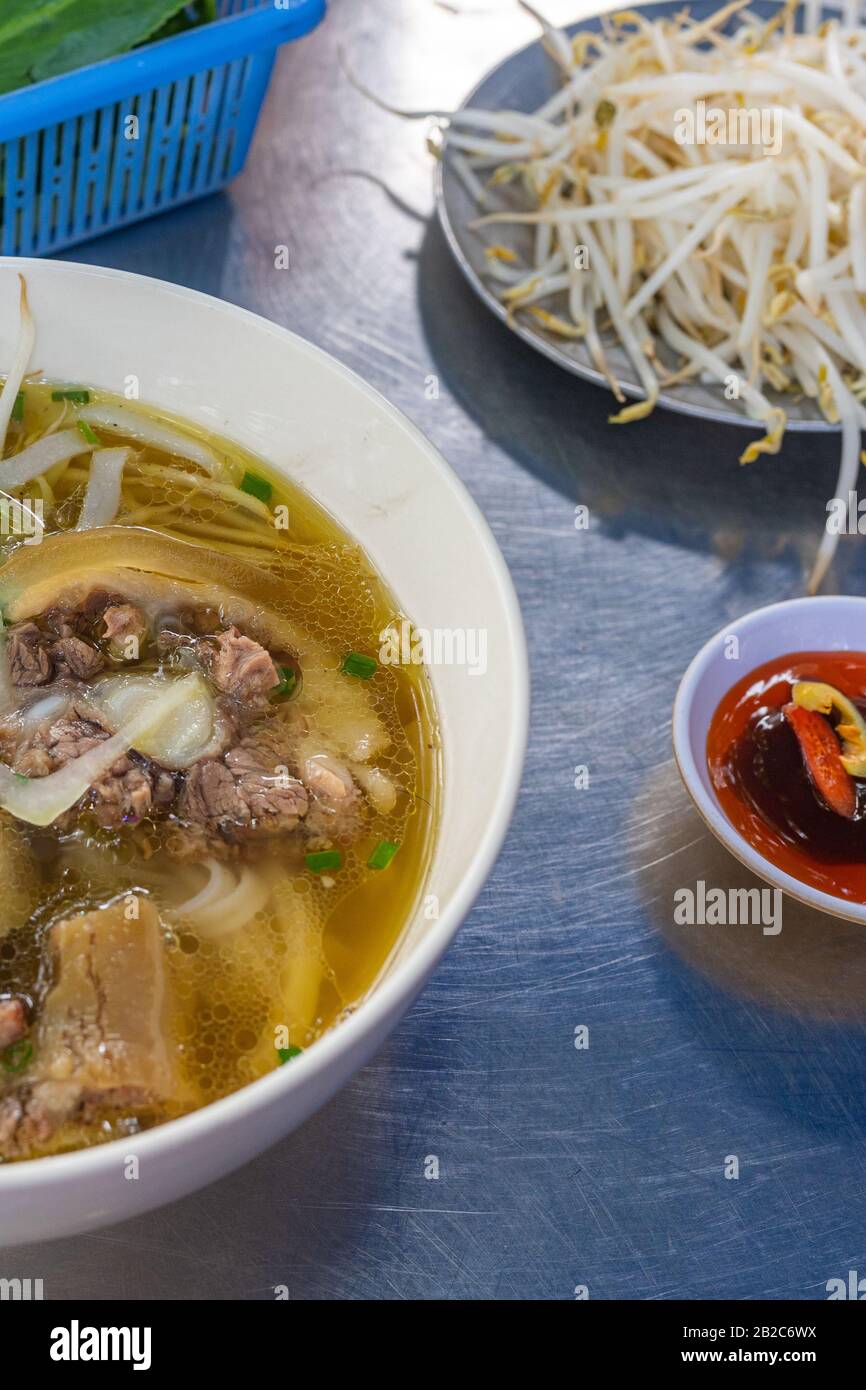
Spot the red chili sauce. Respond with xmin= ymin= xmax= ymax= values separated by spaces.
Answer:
xmin=707 ymin=651 xmax=866 ymax=903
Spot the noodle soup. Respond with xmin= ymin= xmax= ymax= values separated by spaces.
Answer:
xmin=0 ymin=367 xmax=440 ymax=1160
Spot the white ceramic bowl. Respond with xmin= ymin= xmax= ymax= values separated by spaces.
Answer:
xmin=0 ymin=258 xmax=528 ymax=1245
xmin=673 ymin=595 xmax=866 ymax=926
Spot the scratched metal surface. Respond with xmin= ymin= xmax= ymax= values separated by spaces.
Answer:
xmin=6 ymin=0 xmax=866 ymax=1301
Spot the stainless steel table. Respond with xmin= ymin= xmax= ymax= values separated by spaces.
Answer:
xmin=9 ymin=0 xmax=866 ymax=1300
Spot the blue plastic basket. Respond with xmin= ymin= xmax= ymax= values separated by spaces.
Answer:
xmin=0 ymin=0 xmax=325 ymax=257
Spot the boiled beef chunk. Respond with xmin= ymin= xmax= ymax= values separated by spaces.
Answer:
xmin=0 ymin=899 xmax=187 ymax=1156
xmin=6 ymin=621 xmax=103 ymax=686
xmin=180 ymin=731 xmax=308 ymax=850
xmin=102 ymin=603 xmax=147 ymax=656
xmin=10 ymin=710 xmax=107 ymax=779
xmin=7 ymin=623 xmax=53 ymax=686
xmin=1 ymin=597 xmax=371 ymax=866
xmin=37 ymin=899 xmax=178 ymax=1094
xmin=5 ymin=708 xmax=177 ymax=830
xmin=0 ymin=996 xmax=27 ymax=1050
xmin=300 ymin=750 xmax=363 ymax=840
xmin=203 ymin=627 xmax=280 ymax=707
xmin=51 ymin=636 xmax=103 ymax=680
xmin=87 ymin=754 xmax=178 ymax=830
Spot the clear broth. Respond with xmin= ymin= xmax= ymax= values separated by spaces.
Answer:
xmin=0 ymin=382 xmax=441 ymax=1157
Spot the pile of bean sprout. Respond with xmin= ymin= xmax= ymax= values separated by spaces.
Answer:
xmin=439 ymin=0 xmax=866 ymax=591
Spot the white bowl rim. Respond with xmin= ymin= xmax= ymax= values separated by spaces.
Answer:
xmin=673 ymin=594 xmax=866 ymax=927
xmin=0 ymin=257 xmax=530 ymax=1191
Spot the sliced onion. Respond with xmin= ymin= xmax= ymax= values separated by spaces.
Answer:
xmin=76 ymin=447 xmax=129 ymax=530
xmin=1 ymin=429 xmax=94 ymax=489
xmin=0 ymin=275 xmax=35 ymax=459
xmin=0 ymin=674 xmax=198 ymax=827
xmin=78 ymin=403 xmax=222 ymax=476
xmin=16 ymin=692 xmax=72 ymax=727
xmin=90 ymin=670 xmax=216 ymax=769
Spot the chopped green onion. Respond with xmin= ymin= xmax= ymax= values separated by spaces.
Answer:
xmin=51 ymin=389 xmax=90 ymax=403
xmin=11 ymin=391 xmax=24 ymax=423
xmin=368 ymin=840 xmax=400 ymax=871
xmin=240 ymin=471 xmax=271 ymax=504
xmin=277 ymin=1045 xmax=303 ymax=1064
xmin=2 ymin=1039 xmax=32 ymax=1074
xmin=273 ymin=666 xmax=297 ymax=699
xmin=76 ymin=419 xmax=100 ymax=445
xmin=14 ymin=773 xmax=29 ymax=783
xmin=305 ymin=849 xmax=342 ymax=874
xmin=341 ymin=651 xmax=377 ymax=680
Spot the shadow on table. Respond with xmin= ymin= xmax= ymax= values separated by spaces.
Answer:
xmin=631 ymin=759 xmax=866 ymax=1136
xmin=416 ymin=215 xmax=866 ymax=597
xmin=58 ymin=192 xmax=236 ymax=299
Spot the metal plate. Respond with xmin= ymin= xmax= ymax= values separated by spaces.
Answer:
xmin=436 ymin=0 xmax=837 ymax=433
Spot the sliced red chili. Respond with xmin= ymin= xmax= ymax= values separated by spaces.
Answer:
xmin=783 ymin=701 xmax=856 ymax=820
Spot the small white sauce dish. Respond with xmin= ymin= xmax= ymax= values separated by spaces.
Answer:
xmin=673 ymin=595 xmax=866 ymax=927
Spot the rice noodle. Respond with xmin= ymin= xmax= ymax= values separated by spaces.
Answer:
xmin=1 ymin=429 xmax=93 ymax=490
xmin=170 ymin=861 xmax=271 ymax=939
xmin=133 ymin=462 xmax=274 ymax=521
xmin=77 ymin=403 xmax=223 ymax=476
xmin=76 ymin=447 xmax=129 ymax=530
xmin=170 ymin=859 xmax=239 ymax=919
xmin=269 ymin=873 xmax=324 ymax=1035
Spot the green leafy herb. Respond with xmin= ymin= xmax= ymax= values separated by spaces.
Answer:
xmin=147 ymin=0 xmax=217 ymax=43
xmin=76 ymin=419 xmax=100 ymax=445
xmin=2 ymin=1039 xmax=32 ymax=1074
xmin=11 ymin=390 xmax=23 ymax=423
xmin=305 ymin=849 xmax=342 ymax=875
xmin=51 ymin=388 xmax=90 ymax=403
xmin=240 ymin=471 xmax=272 ymax=504
xmin=341 ymin=651 xmax=377 ymax=680
xmin=272 ymin=666 xmax=297 ymax=700
xmin=277 ymin=1045 xmax=303 ymax=1065
xmin=0 ymin=3 xmax=216 ymax=98
xmin=368 ymin=840 xmax=400 ymax=871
